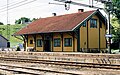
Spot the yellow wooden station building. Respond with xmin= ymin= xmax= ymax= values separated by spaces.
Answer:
xmin=14 ymin=9 xmax=107 ymax=52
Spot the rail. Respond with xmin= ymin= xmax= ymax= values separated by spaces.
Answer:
xmin=0 ymin=57 xmax=120 ymax=70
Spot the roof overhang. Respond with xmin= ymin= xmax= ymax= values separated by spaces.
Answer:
xmin=13 ymin=30 xmax=73 ymax=36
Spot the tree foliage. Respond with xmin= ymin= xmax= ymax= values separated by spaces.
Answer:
xmin=104 ymin=0 xmax=120 ymax=23
xmin=111 ymin=18 xmax=120 ymax=49
xmin=105 ymin=0 xmax=120 ymax=49
xmin=15 ymin=17 xmax=39 ymax=24
xmin=0 ymin=22 xmax=4 ymax=25
xmin=31 ymin=18 xmax=39 ymax=22
xmin=111 ymin=0 xmax=120 ymax=23
xmin=111 ymin=0 xmax=120 ymax=50
xmin=15 ymin=17 xmax=31 ymax=24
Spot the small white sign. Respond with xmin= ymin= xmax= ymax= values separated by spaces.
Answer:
xmin=105 ymin=34 xmax=112 ymax=38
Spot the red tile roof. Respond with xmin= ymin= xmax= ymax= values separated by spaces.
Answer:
xmin=14 ymin=10 xmax=96 ymax=35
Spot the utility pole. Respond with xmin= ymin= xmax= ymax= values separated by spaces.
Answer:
xmin=105 ymin=0 xmax=112 ymax=54
xmin=108 ymin=6 xmax=111 ymax=54
xmin=7 ymin=0 xmax=10 ymax=47
xmin=7 ymin=0 xmax=10 ymax=40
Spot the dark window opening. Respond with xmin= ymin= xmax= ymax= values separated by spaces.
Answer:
xmin=54 ymin=38 xmax=61 ymax=47
xmin=30 ymin=40 xmax=33 ymax=44
xmin=64 ymin=38 xmax=72 ymax=47
xmin=83 ymin=21 xmax=86 ymax=27
xmin=99 ymin=20 xmax=102 ymax=28
xmin=37 ymin=39 xmax=42 ymax=47
xmin=90 ymin=19 xmax=97 ymax=28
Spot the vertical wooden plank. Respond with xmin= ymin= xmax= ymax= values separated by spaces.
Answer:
xmin=22 ymin=35 xmax=26 ymax=51
xmin=98 ymin=20 xmax=101 ymax=52
xmin=77 ymin=29 xmax=80 ymax=52
xmin=41 ymin=34 xmax=44 ymax=52
xmin=61 ymin=33 xmax=64 ymax=52
xmin=51 ymin=33 xmax=53 ymax=52
xmin=87 ymin=20 xmax=89 ymax=50
xmin=33 ymin=34 xmax=36 ymax=50
xmin=73 ymin=32 xmax=75 ymax=52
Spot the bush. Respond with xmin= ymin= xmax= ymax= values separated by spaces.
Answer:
xmin=16 ymin=46 xmax=21 ymax=51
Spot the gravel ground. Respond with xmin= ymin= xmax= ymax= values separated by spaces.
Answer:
xmin=0 ymin=60 xmax=119 ymax=75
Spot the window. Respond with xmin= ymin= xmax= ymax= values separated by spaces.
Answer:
xmin=30 ymin=40 xmax=33 ymax=44
xmin=99 ymin=20 xmax=102 ymax=28
xmin=64 ymin=38 xmax=72 ymax=47
xmin=83 ymin=21 xmax=86 ymax=27
xmin=37 ymin=39 xmax=42 ymax=47
xmin=90 ymin=19 xmax=97 ymax=28
xmin=54 ymin=38 xmax=61 ymax=47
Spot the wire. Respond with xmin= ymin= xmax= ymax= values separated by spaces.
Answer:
xmin=55 ymin=0 xmax=103 ymax=9
xmin=0 ymin=0 xmax=37 ymax=13
xmin=0 ymin=0 xmax=27 ymax=10
xmin=49 ymin=2 xmax=64 ymax=5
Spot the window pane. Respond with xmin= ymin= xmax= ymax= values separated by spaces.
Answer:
xmin=54 ymin=38 xmax=61 ymax=47
xmin=83 ymin=21 xmax=86 ymax=27
xmin=64 ymin=38 xmax=72 ymax=47
xmin=37 ymin=39 xmax=42 ymax=47
xmin=90 ymin=19 xmax=97 ymax=28
xmin=30 ymin=40 xmax=33 ymax=44
xmin=70 ymin=38 xmax=72 ymax=46
xmin=99 ymin=20 xmax=102 ymax=28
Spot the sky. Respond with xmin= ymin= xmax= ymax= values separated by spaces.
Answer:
xmin=0 ymin=0 xmax=104 ymax=24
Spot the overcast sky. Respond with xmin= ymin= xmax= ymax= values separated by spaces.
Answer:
xmin=0 ymin=0 xmax=104 ymax=24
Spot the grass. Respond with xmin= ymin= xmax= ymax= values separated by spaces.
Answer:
xmin=0 ymin=24 xmax=27 ymax=47
xmin=111 ymin=49 xmax=120 ymax=54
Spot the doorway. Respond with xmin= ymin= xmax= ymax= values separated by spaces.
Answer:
xmin=44 ymin=40 xmax=51 ymax=52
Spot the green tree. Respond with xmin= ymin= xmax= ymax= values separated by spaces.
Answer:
xmin=31 ymin=18 xmax=38 ymax=22
xmin=111 ymin=0 xmax=120 ymax=50
xmin=15 ymin=17 xmax=31 ymax=24
xmin=111 ymin=18 xmax=120 ymax=50
xmin=111 ymin=0 xmax=120 ymax=22
xmin=0 ymin=22 xmax=4 ymax=25
xmin=100 ymin=0 xmax=120 ymax=50
xmin=105 ymin=0 xmax=120 ymax=50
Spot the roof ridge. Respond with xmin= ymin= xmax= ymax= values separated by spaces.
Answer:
xmin=36 ymin=10 xmax=97 ymax=20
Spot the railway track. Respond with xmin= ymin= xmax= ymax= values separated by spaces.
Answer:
xmin=0 ymin=57 xmax=120 ymax=70
xmin=0 ymin=63 xmax=80 ymax=75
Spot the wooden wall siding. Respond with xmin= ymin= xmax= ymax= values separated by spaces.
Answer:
xmin=27 ymin=33 xmax=77 ymax=52
xmin=28 ymin=35 xmax=34 ymax=47
xmin=80 ymin=24 xmax=87 ymax=49
xmin=53 ymin=33 xmax=77 ymax=52
xmin=36 ymin=35 xmax=43 ymax=51
xmin=100 ymin=22 xmax=106 ymax=48
xmin=88 ymin=15 xmax=99 ymax=48
xmin=80 ymin=15 xmax=106 ymax=49
xmin=63 ymin=33 xmax=73 ymax=52
xmin=74 ymin=37 xmax=77 ymax=52
xmin=26 ymin=15 xmax=106 ymax=52
xmin=53 ymin=33 xmax=62 ymax=52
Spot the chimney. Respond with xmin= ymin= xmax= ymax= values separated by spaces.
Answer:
xmin=78 ymin=9 xmax=84 ymax=13
xmin=52 ymin=13 xmax=56 ymax=16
